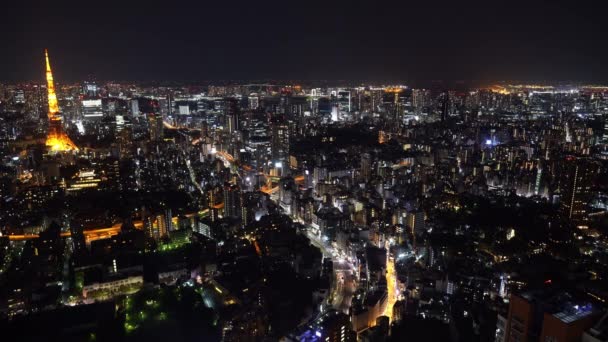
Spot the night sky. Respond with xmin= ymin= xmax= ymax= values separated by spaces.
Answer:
xmin=2 ymin=0 xmax=607 ymax=84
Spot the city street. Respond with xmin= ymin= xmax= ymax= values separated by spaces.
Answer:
xmin=304 ymin=228 xmax=357 ymax=314
xmin=333 ymin=260 xmax=356 ymax=314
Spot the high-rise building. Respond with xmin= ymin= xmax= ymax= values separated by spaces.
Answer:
xmin=81 ymin=99 xmax=103 ymax=121
xmin=559 ymin=156 xmax=598 ymax=228
xmin=13 ymin=89 xmax=25 ymax=104
xmin=162 ymin=208 xmax=173 ymax=232
xmin=82 ymin=81 xmax=99 ymax=97
xmin=503 ymin=292 xmax=601 ymax=342
xmin=66 ymin=169 xmax=101 ymax=194
xmin=313 ymin=167 xmax=328 ymax=185
xmin=495 ymin=313 xmax=508 ymax=342
xmin=412 ymin=89 xmax=431 ymax=113
xmin=270 ymin=116 xmax=289 ymax=162
xmin=248 ymin=94 xmax=259 ymax=110
xmin=224 ymin=98 xmax=240 ymax=133
xmin=223 ymin=183 xmax=242 ymax=219
xmin=131 ymin=99 xmax=140 ymax=116
xmin=338 ymin=90 xmax=351 ymax=113
xmin=407 ymin=211 xmax=425 ymax=236
xmin=147 ymin=113 xmax=164 ymax=141
xmin=382 ymin=88 xmax=404 ymax=125
xmin=441 ymin=92 xmax=450 ymax=123
xmin=144 ymin=208 xmax=172 ymax=240
xmin=178 ymin=104 xmax=190 ymax=115
xmin=360 ymin=153 xmax=372 ymax=182
xmin=194 ymin=219 xmax=212 ymax=238
xmin=317 ymin=313 xmax=356 ymax=342
xmin=278 ymin=176 xmax=296 ymax=215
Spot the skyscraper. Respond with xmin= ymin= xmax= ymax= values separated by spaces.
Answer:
xmin=81 ymin=99 xmax=103 ymax=121
xmin=13 ymin=89 xmax=25 ymax=104
xmin=412 ymin=89 xmax=431 ymax=113
xmin=317 ymin=312 xmax=356 ymax=342
xmin=502 ymin=292 xmax=600 ymax=342
xmin=441 ymin=91 xmax=449 ymax=123
xmin=270 ymin=115 xmax=289 ymax=162
xmin=360 ymin=153 xmax=372 ymax=182
xmin=223 ymin=183 xmax=242 ymax=219
xmin=248 ymin=94 xmax=259 ymax=110
xmin=407 ymin=211 xmax=426 ymax=236
xmin=224 ymin=98 xmax=240 ymax=133
xmin=559 ymin=156 xmax=598 ymax=228
xmin=148 ymin=113 xmax=164 ymax=141
xmin=337 ymin=90 xmax=351 ymax=113
xmin=82 ymin=81 xmax=99 ymax=97
xmin=131 ymin=99 xmax=140 ymax=117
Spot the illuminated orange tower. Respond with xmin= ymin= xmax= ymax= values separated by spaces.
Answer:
xmin=45 ymin=49 xmax=78 ymax=152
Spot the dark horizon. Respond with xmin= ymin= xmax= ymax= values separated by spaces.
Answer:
xmin=6 ymin=75 xmax=608 ymax=90
xmin=2 ymin=0 xmax=608 ymax=84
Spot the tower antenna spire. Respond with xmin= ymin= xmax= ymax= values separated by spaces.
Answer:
xmin=45 ymin=48 xmax=60 ymax=118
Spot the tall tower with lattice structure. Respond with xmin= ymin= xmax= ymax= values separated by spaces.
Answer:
xmin=44 ymin=49 xmax=78 ymax=152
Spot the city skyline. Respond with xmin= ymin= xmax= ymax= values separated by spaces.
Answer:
xmin=1 ymin=2 xmax=608 ymax=342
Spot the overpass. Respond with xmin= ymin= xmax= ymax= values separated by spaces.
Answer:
xmin=5 ymin=212 xmax=202 ymax=243
xmin=6 ymin=222 xmax=137 ymax=243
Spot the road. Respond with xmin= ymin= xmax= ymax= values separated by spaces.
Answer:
xmin=5 ymin=213 xmax=202 ymax=242
xmin=304 ymin=228 xmax=356 ymax=314
xmin=185 ymin=159 xmax=204 ymax=195
xmin=382 ymin=255 xmax=398 ymax=322
xmin=333 ymin=260 xmax=356 ymax=314
xmin=7 ymin=226 xmax=124 ymax=242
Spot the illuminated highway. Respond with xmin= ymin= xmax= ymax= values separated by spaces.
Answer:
xmin=5 ymin=214 xmax=204 ymax=243
xmin=382 ymin=256 xmax=398 ymax=322
xmin=7 ymin=222 xmax=142 ymax=242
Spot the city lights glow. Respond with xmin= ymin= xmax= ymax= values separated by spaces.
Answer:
xmin=2 ymin=26 xmax=606 ymax=341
